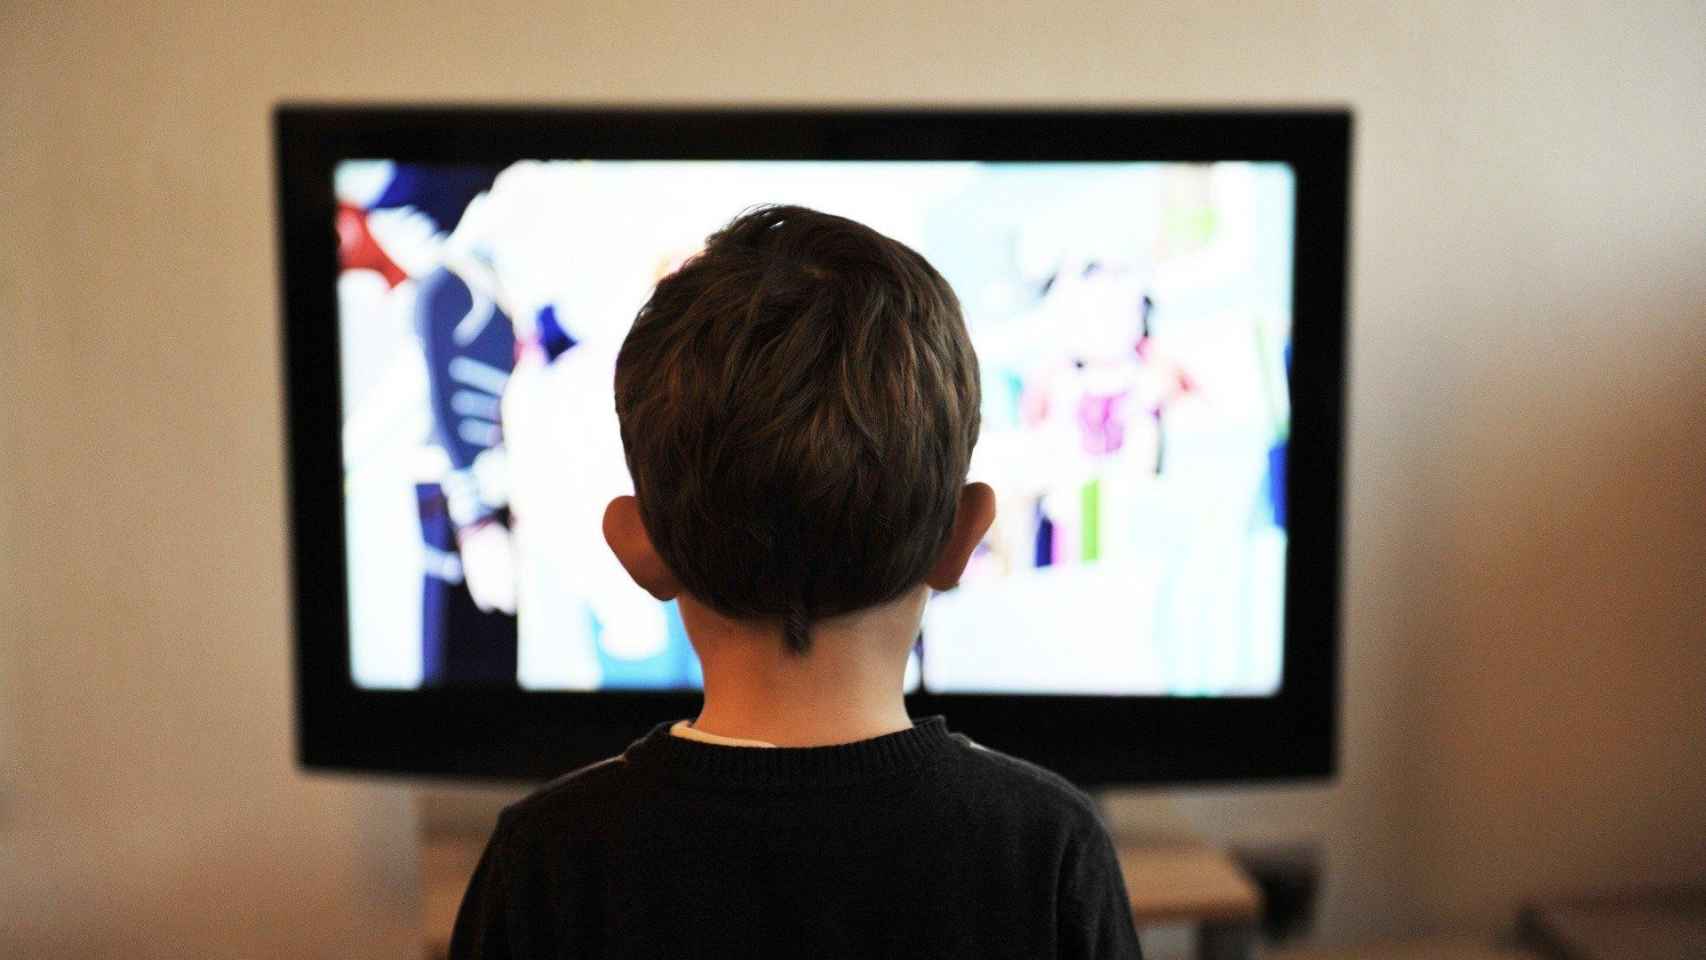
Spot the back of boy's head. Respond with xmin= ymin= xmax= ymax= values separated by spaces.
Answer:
xmin=614 ymin=205 xmax=980 ymax=655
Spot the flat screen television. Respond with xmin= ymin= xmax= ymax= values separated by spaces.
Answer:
xmin=276 ymin=106 xmax=1350 ymax=785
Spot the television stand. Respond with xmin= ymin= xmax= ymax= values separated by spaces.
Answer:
xmin=1098 ymin=791 xmax=1264 ymax=960
xmin=1115 ymin=843 xmax=1263 ymax=960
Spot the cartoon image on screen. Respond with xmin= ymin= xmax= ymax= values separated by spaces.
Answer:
xmin=333 ymin=160 xmax=1293 ymax=695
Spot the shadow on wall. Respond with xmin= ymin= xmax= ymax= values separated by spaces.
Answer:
xmin=1404 ymin=294 xmax=1706 ymax=926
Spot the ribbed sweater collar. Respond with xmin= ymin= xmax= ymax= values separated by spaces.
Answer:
xmin=624 ymin=716 xmax=955 ymax=791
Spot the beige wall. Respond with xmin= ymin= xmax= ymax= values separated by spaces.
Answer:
xmin=4 ymin=1 xmax=1703 ymax=956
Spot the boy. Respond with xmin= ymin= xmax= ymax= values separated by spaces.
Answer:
xmin=449 ymin=205 xmax=1142 ymax=959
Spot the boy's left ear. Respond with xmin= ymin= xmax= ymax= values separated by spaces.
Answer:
xmin=602 ymin=496 xmax=683 ymax=601
xmin=925 ymin=482 xmax=996 ymax=591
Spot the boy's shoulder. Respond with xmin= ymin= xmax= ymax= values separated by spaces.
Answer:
xmin=495 ymin=750 xmax=640 ymax=839
xmin=944 ymin=731 xmax=1107 ymax=828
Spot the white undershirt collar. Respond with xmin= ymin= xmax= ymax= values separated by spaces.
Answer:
xmin=669 ymin=719 xmax=778 ymax=749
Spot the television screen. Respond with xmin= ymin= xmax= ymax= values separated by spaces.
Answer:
xmin=279 ymin=108 xmax=1347 ymax=783
xmin=335 ymin=159 xmax=1295 ymax=697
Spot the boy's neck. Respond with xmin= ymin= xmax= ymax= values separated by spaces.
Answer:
xmin=678 ymin=590 xmax=925 ymax=747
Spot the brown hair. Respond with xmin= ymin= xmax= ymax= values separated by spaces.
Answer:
xmin=614 ymin=205 xmax=981 ymax=654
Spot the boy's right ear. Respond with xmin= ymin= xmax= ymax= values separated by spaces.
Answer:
xmin=602 ymin=496 xmax=683 ymax=601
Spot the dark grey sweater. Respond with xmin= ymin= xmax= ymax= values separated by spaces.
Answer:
xmin=449 ymin=717 xmax=1142 ymax=959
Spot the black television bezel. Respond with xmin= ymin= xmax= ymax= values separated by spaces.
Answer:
xmin=276 ymin=105 xmax=1350 ymax=787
